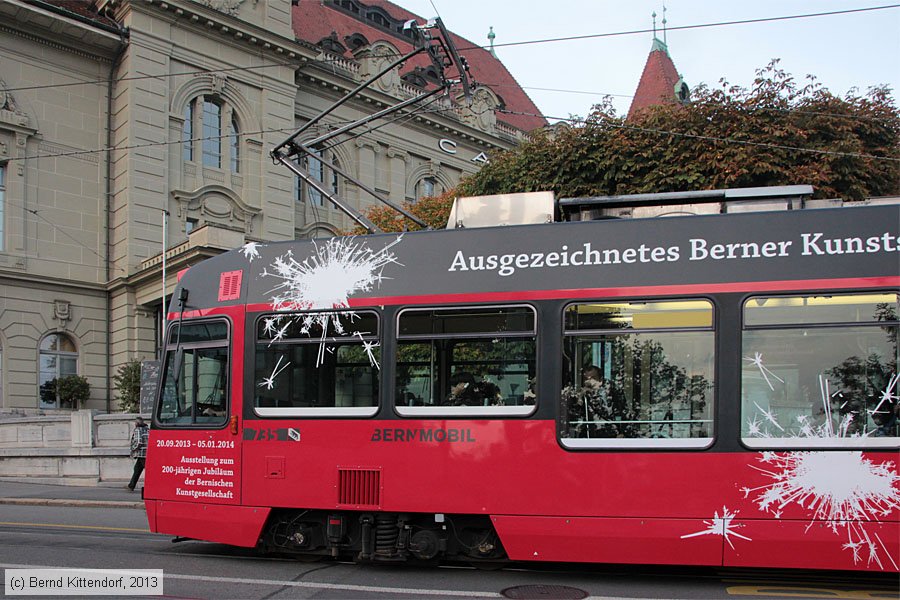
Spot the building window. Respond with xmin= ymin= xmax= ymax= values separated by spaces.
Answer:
xmin=182 ymin=97 xmax=240 ymax=174
xmin=741 ymin=292 xmax=899 ymax=448
xmin=0 ymin=163 xmax=5 ymax=251
xmin=38 ymin=333 xmax=78 ymax=409
xmin=157 ymin=320 xmax=229 ymax=426
xmin=229 ymin=115 xmax=240 ymax=173
xmin=298 ymin=148 xmax=339 ymax=207
xmin=415 ymin=176 xmax=436 ymax=202
xmin=561 ymin=299 xmax=715 ymax=448
xmin=254 ymin=311 xmax=380 ymax=417
xmin=182 ymin=104 xmax=193 ymax=162
xmin=202 ymin=100 xmax=222 ymax=168
xmin=395 ymin=305 xmax=537 ymax=417
xmin=185 ymin=217 xmax=199 ymax=235
xmin=307 ymin=150 xmax=324 ymax=206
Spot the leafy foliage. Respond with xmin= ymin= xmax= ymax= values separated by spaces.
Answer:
xmin=41 ymin=375 xmax=91 ymax=409
xmin=457 ymin=61 xmax=899 ymax=202
xmin=348 ymin=63 xmax=897 ymax=234
xmin=113 ymin=359 xmax=143 ymax=413
xmin=349 ymin=189 xmax=457 ymax=234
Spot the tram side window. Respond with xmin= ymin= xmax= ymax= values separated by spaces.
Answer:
xmin=157 ymin=321 xmax=229 ymax=427
xmin=561 ymin=300 xmax=715 ymax=448
xmin=395 ymin=306 xmax=537 ymax=416
xmin=741 ymin=292 xmax=899 ymax=448
xmin=254 ymin=311 xmax=379 ymax=417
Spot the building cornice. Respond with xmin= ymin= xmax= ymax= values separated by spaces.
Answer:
xmin=101 ymin=0 xmax=309 ymax=64
xmin=0 ymin=1 xmax=125 ymax=60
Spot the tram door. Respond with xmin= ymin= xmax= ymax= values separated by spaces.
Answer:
xmin=146 ymin=318 xmax=241 ymax=505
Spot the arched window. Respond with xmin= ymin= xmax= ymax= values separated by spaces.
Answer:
xmin=415 ymin=176 xmax=437 ymax=202
xmin=296 ymin=148 xmax=340 ymax=208
xmin=182 ymin=104 xmax=193 ymax=162
xmin=0 ymin=163 xmax=6 ymax=252
xmin=202 ymin=99 xmax=222 ymax=168
xmin=39 ymin=333 xmax=78 ymax=409
xmin=182 ymin=97 xmax=240 ymax=174
xmin=229 ymin=114 xmax=240 ymax=173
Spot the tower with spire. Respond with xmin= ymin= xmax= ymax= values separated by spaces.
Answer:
xmin=627 ymin=7 xmax=690 ymax=120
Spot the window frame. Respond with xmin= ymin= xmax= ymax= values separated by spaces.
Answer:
xmin=182 ymin=97 xmax=240 ymax=174
xmin=154 ymin=318 xmax=231 ymax=429
xmin=38 ymin=333 xmax=79 ymax=410
xmin=297 ymin=147 xmax=339 ymax=208
xmin=740 ymin=291 xmax=899 ymax=450
xmin=201 ymin=99 xmax=222 ymax=169
xmin=415 ymin=176 xmax=437 ymax=203
xmin=0 ymin=163 xmax=5 ymax=252
xmin=253 ymin=310 xmax=381 ymax=418
xmin=228 ymin=113 xmax=240 ymax=174
xmin=394 ymin=304 xmax=538 ymax=418
xmin=182 ymin=104 xmax=194 ymax=162
xmin=560 ymin=298 xmax=716 ymax=450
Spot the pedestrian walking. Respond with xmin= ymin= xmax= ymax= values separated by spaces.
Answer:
xmin=127 ymin=416 xmax=149 ymax=491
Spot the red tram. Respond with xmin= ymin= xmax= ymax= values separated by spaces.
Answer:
xmin=143 ymin=198 xmax=900 ymax=571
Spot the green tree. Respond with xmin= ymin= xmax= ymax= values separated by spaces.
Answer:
xmin=349 ymin=63 xmax=898 ymax=234
xmin=113 ymin=359 xmax=143 ymax=413
xmin=458 ymin=61 xmax=899 ymax=202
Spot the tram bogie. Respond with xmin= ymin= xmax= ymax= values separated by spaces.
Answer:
xmin=261 ymin=510 xmax=502 ymax=564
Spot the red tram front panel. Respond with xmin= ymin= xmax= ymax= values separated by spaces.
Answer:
xmin=144 ymin=307 xmax=266 ymax=546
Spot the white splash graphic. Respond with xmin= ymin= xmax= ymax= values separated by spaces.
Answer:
xmin=744 ymin=450 xmax=900 ymax=569
xmin=681 ymin=506 xmax=752 ymax=549
xmin=258 ymin=355 xmax=289 ymax=390
xmin=255 ymin=235 xmax=402 ymax=387
xmin=262 ymin=235 xmax=403 ymax=313
xmin=868 ymin=373 xmax=899 ymax=419
xmin=355 ymin=331 xmax=380 ymax=370
xmin=744 ymin=372 xmax=900 ymax=568
xmin=240 ymin=241 xmax=263 ymax=262
xmin=744 ymin=352 xmax=785 ymax=391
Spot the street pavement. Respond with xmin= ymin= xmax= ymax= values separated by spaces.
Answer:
xmin=0 ymin=480 xmax=144 ymax=509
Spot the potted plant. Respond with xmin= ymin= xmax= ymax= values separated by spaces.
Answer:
xmin=55 ymin=374 xmax=91 ymax=409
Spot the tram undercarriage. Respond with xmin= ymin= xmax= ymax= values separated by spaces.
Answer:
xmin=261 ymin=510 xmax=506 ymax=564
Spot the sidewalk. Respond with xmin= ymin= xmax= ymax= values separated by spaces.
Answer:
xmin=0 ymin=479 xmax=145 ymax=509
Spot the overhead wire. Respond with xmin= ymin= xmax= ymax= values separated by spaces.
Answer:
xmin=6 ymin=5 xmax=894 ymax=274
xmin=464 ymin=4 xmax=900 ymax=52
xmin=4 ymin=4 xmax=896 ymax=109
xmin=2 ymin=95 xmax=895 ymax=165
xmin=479 ymin=82 xmax=896 ymax=122
xmin=2 ymin=61 xmax=295 ymax=95
xmin=0 ymin=2 xmax=895 ymax=165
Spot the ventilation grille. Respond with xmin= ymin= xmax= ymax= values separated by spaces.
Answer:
xmin=337 ymin=468 xmax=381 ymax=508
xmin=218 ymin=270 xmax=243 ymax=301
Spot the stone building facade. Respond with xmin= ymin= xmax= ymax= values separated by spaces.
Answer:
xmin=0 ymin=0 xmax=545 ymax=412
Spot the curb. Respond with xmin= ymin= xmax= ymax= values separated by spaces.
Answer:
xmin=0 ymin=498 xmax=145 ymax=510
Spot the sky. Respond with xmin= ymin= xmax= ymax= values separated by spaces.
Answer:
xmin=393 ymin=0 xmax=900 ymax=121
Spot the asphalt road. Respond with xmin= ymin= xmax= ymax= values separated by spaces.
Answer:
xmin=0 ymin=502 xmax=897 ymax=600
